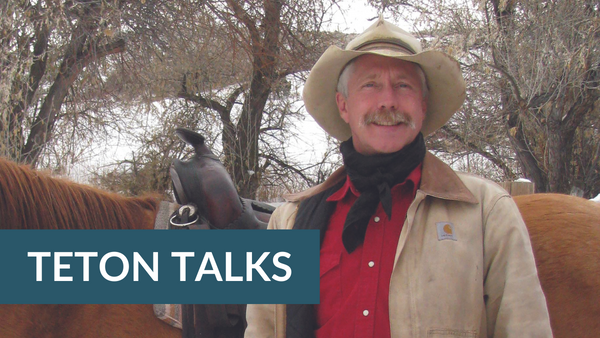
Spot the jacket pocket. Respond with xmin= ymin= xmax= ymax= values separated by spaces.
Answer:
xmin=427 ymin=329 xmax=477 ymax=337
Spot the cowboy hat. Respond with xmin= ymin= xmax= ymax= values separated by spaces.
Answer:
xmin=302 ymin=17 xmax=466 ymax=140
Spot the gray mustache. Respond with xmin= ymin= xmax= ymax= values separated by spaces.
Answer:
xmin=362 ymin=108 xmax=416 ymax=129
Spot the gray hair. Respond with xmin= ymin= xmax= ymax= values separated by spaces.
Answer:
xmin=336 ymin=57 xmax=429 ymax=99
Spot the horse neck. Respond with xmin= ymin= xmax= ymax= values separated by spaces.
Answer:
xmin=0 ymin=158 xmax=159 ymax=230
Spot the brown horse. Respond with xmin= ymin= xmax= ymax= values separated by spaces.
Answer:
xmin=0 ymin=158 xmax=180 ymax=338
xmin=515 ymin=193 xmax=600 ymax=338
xmin=0 ymin=157 xmax=599 ymax=337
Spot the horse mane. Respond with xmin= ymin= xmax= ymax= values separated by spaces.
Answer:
xmin=0 ymin=158 xmax=160 ymax=230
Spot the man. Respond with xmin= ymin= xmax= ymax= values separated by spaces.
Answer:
xmin=246 ymin=17 xmax=552 ymax=338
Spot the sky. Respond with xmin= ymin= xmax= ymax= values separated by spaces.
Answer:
xmin=330 ymin=1 xmax=381 ymax=33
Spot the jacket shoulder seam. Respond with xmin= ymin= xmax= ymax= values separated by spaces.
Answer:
xmin=482 ymin=194 xmax=513 ymax=230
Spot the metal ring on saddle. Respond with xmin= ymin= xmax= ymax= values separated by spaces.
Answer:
xmin=169 ymin=204 xmax=200 ymax=227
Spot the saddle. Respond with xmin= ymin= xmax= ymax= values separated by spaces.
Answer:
xmin=170 ymin=128 xmax=273 ymax=230
xmin=169 ymin=128 xmax=273 ymax=338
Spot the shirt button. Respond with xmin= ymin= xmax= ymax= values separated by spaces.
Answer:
xmin=374 ymin=216 xmax=380 ymax=222
xmin=368 ymin=261 xmax=375 ymax=268
xmin=363 ymin=310 xmax=369 ymax=316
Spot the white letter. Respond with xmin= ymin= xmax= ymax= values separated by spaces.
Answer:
xmin=226 ymin=252 xmax=243 ymax=282
xmin=100 ymin=252 xmax=129 ymax=282
xmin=195 ymin=252 xmax=223 ymax=281
xmin=54 ymin=252 xmax=73 ymax=282
xmin=246 ymin=252 xmax=270 ymax=281
xmin=172 ymin=252 xmax=194 ymax=281
xmin=272 ymin=252 xmax=292 ymax=282
xmin=74 ymin=252 xmax=98 ymax=281
xmin=27 ymin=252 xmax=51 ymax=281
xmin=134 ymin=252 xmax=158 ymax=281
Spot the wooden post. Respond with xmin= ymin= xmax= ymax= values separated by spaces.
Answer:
xmin=500 ymin=181 xmax=535 ymax=196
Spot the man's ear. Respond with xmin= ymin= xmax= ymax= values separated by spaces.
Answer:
xmin=336 ymin=92 xmax=350 ymax=123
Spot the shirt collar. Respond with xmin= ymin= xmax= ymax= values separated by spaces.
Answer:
xmin=326 ymin=163 xmax=423 ymax=202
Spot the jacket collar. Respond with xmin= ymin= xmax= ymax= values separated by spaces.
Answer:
xmin=284 ymin=152 xmax=477 ymax=204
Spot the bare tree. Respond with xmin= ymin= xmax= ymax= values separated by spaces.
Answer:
xmin=90 ymin=104 xmax=195 ymax=198
xmin=175 ymin=0 xmax=341 ymax=198
xmin=0 ymin=0 xmax=129 ymax=166
xmin=2 ymin=0 xmax=346 ymax=199
xmin=87 ymin=0 xmax=345 ymax=200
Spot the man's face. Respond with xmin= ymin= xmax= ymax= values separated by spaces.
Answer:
xmin=336 ymin=54 xmax=427 ymax=155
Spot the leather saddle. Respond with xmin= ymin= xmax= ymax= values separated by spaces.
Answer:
xmin=170 ymin=127 xmax=272 ymax=230
xmin=169 ymin=127 xmax=274 ymax=338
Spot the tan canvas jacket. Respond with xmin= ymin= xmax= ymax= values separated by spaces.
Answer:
xmin=245 ymin=152 xmax=553 ymax=338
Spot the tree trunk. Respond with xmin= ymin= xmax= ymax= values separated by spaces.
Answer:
xmin=225 ymin=0 xmax=282 ymax=199
xmin=20 ymin=26 xmax=125 ymax=165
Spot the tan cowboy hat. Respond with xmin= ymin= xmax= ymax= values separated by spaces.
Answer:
xmin=303 ymin=17 xmax=466 ymax=140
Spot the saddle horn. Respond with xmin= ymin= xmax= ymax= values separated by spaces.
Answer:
xmin=175 ymin=128 xmax=213 ymax=157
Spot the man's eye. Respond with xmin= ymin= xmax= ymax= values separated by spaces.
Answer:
xmin=363 ymin=83 xmax=375 ymax=88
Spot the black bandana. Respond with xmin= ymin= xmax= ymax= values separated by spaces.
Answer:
xmin=340 ymin=133 xmax=426 ymax=253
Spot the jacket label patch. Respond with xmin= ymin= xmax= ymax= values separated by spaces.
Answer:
xmin=436 ymin=222 xmax=457 ymax=241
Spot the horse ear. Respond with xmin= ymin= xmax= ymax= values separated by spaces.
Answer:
xmin=175 ymin=127 xmax=205 ymax=149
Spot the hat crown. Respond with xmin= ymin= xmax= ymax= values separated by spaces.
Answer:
xmin=345 ymin=17 xmax=422 ymax=54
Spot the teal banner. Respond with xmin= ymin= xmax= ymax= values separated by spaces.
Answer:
xmin=0 ymin=230 xmax=319 ymax=304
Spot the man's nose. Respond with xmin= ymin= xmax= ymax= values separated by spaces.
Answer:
xmin=378 ymin=84 xmax=399 ymax=110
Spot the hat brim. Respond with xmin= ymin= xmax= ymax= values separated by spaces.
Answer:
xmin=302 ymin=46 xmax=466 ymax=140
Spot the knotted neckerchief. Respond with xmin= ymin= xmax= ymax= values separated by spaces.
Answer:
xmin=340 ymin=132 xmax=426 ymax=253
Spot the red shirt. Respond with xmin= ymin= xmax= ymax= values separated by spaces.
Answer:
xmin=315 ymin=164 xmax=422 ymax=338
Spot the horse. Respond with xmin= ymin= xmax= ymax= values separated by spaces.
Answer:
xmin=514 ymin=193 xmax=600 ymax=338
xmin=0 ymin=156 xmax=599 ymax=337
xmin=0 ymin=157 xmax=180 ymax=338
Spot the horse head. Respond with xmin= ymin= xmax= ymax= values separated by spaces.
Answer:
xmin=170 ymin=128 xmax=269 ymax=230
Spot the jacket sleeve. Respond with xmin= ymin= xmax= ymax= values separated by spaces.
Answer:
xmin=245 ymin=203 xmax=298 ymax=338
xmin=245 ymin=303 xmax=276 ymax=338
xmin=482 ymin=195 xmax=553 ymax=337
